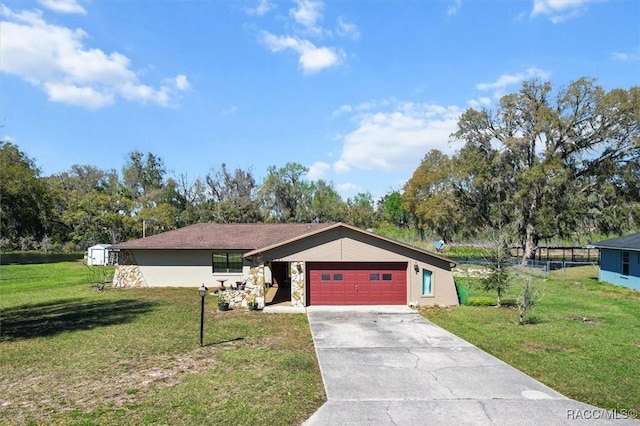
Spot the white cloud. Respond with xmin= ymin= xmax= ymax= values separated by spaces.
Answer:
xmin=174 ymin=74 xmax=190 ymax=91
xmin=467 ymin=97 xmax=492 ymax=108
xmin=336 ymin=182 xmax=361 ymax=195
xmin=245 ymin=0 xmax=275 ymax=16
xmin=0 ymin=6 xmax=189 ymax=109
xmin=330 ymin=69 xmax=553 ymax=189
xmin=222 ymin=105 xmax=238 ymax=116
xmin=331 ymin=99 xmax=390 ymax=117
xmin=447 ymin=0 xmax=462 ymax=16
xmin=290 ymin=0 xmax=324 ymax=35
xmin=476 ymin=67 xmax=550 ymax=99
xmin=306 ymin=161 xmax=331 ymax=180
xmin=337 ymin=16 xmax=360 ymax=40
xmin=332 ymin=104 xmax=353 ymax=117
xmin=256 ymin=0 xmax=352 ymax=74
xmin=261 ymin=31 xmax=343 ymax=74
xmin=333 ymin=102 xmax=462 ymax=174
xmin=531 ymin=0 xmax=590 ymax=23
xmin=37 ymin=0 xmax=86 ymax=15
xmin=334 ymin=158 xmax=351 ymax=173
xmin=45 ymin=82 xmax=114 ymax=109
xmin=611 ymin=47 xmax=640 ymax=62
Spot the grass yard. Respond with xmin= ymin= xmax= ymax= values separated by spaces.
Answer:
xmin=421 ymin=265 xmax=640 ymax=413
xmin=0 ymin=261 xmax=325 ymax=425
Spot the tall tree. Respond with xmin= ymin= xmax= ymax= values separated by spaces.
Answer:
xmin=259 ymin=162 xmax=313 ymax=222
xmin=121 ymin=151 xmax=166 ymax=204
xmin=309 ymin=180 xmax=346 ymax=223
xmin=345 ymin=192 xmax=375 ymax=229
xmin=378 ymin=190 xmax=408 ymax=228
xmin=121 ymin=151 xmax=175 ymax=237
xmin=173 ymin=174 xmax=212 ymax=225
xmin=0 ymin=142 xmax=52 ymax=248
xmin=453 ymin=78 xmax=639 ymax=260
xmin=49 ymin=165 xmax=135 ymax=246
xmin=403 ymin=150 xmax=461 ymax=242
xmin=206 ymin=164 xmax=262 ymax=223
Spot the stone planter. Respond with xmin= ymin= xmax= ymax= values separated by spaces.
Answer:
xmin=218 ymin=302 xmax=230 ymax=311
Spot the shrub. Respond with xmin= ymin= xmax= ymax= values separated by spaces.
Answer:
xmin=445 ymin=246 xmax=493 ymax=259
xmin=500 ymin=298 xmax=518 ymax=307
xmin=518 ymin=278 xmax=544 ymax=325
xmin=466 ymin=296 xmax=497 ymax=306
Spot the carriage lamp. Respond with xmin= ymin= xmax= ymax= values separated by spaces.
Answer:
xmin=198 ymin=284 xmax=208 ymax=347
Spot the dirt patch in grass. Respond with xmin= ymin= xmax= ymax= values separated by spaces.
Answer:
xmin=524 ymin=341 xmax=569 ymax=353
xmin=0 ymin=346 xmax=218 ymax=424
xmin=568 ymin=315 xmax=604 ymax=323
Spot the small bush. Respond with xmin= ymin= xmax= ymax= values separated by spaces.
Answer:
xmin=500 ymin=298 xmax=518 ymax=307
xmin=518 ymin=278 xmax=544 ymax=325
xmin=466 ymin=296 xmax=497 ymax=306
xmin=445 ymin=246 xmax=493 ymax=259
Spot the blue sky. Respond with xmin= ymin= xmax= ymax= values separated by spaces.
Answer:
xmin=1 ymin=0 xmax=639 ymax=201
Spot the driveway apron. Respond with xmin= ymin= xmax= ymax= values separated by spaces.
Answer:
xmin=303 ymin=306 xmax=638 ymax=425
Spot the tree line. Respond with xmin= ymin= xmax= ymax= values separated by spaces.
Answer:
xmin=2 ymin=77 xmax=638 ymax=258
xmin=0 ymin=146 xmax=400 ymax=251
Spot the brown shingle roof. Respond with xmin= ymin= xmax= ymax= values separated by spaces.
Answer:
xmin=111 ymin=223 xmax=333 ymax=250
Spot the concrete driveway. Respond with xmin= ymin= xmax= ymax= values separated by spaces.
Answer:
xmin=303 ymin=306 xmax=638 ymax=425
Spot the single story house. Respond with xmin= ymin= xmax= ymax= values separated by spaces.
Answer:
xmin=593 ymin=233 xmax=640 ymax=291
xmin=86 ymin=244 xmax=113 ymax=266
xmin=111 ymin=222 xmax=459 ymax=307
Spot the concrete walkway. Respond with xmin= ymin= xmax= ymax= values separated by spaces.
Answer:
xmin=303 ymin=306 xmax=638 ymax=425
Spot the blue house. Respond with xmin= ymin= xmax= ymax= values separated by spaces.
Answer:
xmin=593 ymin=233 xmax=640 ymax=291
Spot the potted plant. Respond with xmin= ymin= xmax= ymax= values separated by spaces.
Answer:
xmin=217 ymin=293 xmax=230 ymax=311
xmin=246 ymin=295 xmax=259 ymax=311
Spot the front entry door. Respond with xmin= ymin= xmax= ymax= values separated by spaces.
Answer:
xmin=271 ymin=261 xmax=290 ymax=288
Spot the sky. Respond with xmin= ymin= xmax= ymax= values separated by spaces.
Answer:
xmin=1 ymin=0 xmax=639 ymax=201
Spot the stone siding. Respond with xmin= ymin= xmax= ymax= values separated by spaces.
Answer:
xmin=247 ymin=265 xmax=265 ymax=286
xmin=220 ymin=265 xmax=266 ymax=309
xmin=221 ymin=284 xmax=265 ymax=309
xmin=113 ymin=250 xmax=147 ymax=288
xmin=290 ymin=261 xmax=305 ymax=307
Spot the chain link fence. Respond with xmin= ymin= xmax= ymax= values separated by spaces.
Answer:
xmin=452 ymin=257 xmax=599 ymax=303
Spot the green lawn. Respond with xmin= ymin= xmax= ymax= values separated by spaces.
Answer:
xmin=421 ymin=265 xmax=640 ymax=413
xmin=0 ymin=261 xmax=325 ymax=425
xmin=2 ymin=262 xmax=638 ymax=424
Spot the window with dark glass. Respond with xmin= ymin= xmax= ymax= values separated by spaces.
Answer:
xmin=370 ymin=273 xmax=380 ymax=281
xmin=382 ymin=274 xmax=392 ymax=281
xmin=622 ymin=251 xmax=630 ymax=276
xmin=212 ymin=252 xmax=243 ymax=273
xmin=321 ymin=274 xmax=331 ymax=281
xmin=333 ymin=274 xmax=343 ymax=281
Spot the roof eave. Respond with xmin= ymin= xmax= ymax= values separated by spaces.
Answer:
xmin=593 ymin=245 xmax=640 ymax=251
xmin=244 ymin=222 xmax=456 ymax=264
xmin=111 ymin=246 xmax=252 ymax=251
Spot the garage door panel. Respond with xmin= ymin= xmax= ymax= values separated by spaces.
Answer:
xmin=308 ymin=262 xmax=406 ymax=305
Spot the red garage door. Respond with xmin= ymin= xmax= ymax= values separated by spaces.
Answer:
xmin=308 ymin=262 xmax=407 ymax=305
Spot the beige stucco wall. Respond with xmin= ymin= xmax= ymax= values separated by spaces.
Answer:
xmin=113 ymin=228 xmax=459 ymax=307
xmin=114 ymin=250 xmax=271 ymax=288
xmin=259 ymin=228 xmax=459 ymax=307
xmin=407 ymin=259 xmax=458 ymax=307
